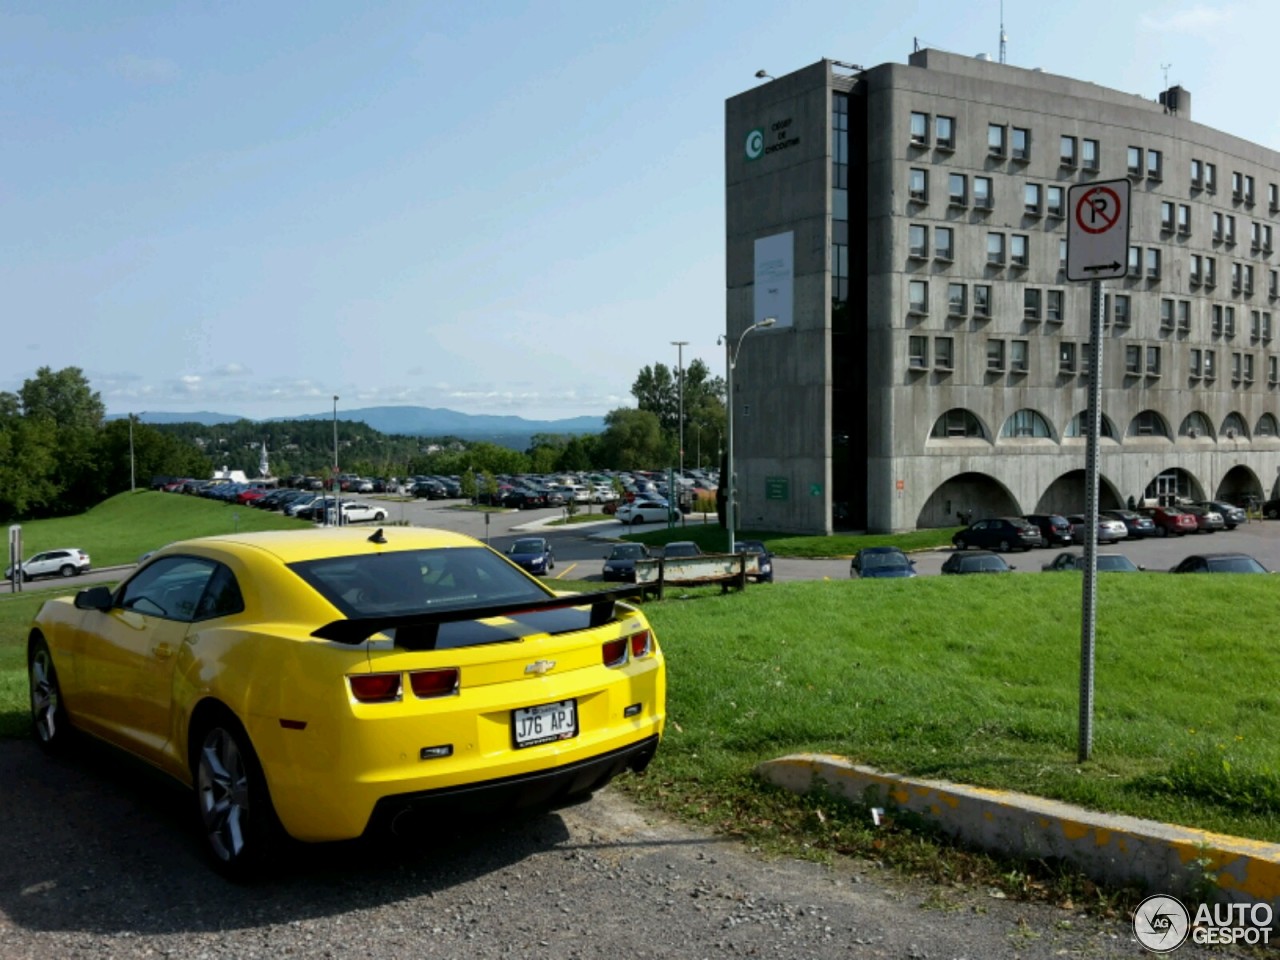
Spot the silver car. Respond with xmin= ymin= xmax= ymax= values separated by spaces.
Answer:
xmin=6 ymin=547 xmax=92 ymax=581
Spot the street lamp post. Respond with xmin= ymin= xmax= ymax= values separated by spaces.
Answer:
xmin=128 ymin=413 xmax=136 ymax=493
xmin=332 ymin=395 xmax=340 ymax=526
xmin=719 ymin=317 xmax=775 ymax=554
xmin=671 ymin=340 xmax=688 ymax=520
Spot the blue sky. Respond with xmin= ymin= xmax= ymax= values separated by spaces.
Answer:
xmin=3 ymin=1 xmax=1273 ymax=421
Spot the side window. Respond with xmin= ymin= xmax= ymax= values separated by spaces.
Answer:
xmin=118 ymin=556 xmax=218 ymax=623
xmin=194 ymin=563 xmax=245 ymax=621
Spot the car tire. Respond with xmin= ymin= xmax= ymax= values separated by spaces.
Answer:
xmin=631 ymin=515 xmax=643 ymax=526
xmin=998 ymin=539 xmax=1011 ymax=552
xmin=954 ymin=537 xmax=967 ymax=550
xmin=1268 ymin=506 xmax=1279 ymax=520
xmin=29 ymin=636 xmax=70 ymax=752
xmin=1156 ymin=525 xmax=1168 ymax=537
xmin=59 ymin=565 xmax=76 ymax=578
xmin=192 ymin=711 xmax=281 ymax=882
xmin=373 ymin=511 xmax=386 ymax=522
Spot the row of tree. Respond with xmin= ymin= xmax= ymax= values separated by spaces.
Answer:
xmin=0 ymin=361 xmax=726 ymax=522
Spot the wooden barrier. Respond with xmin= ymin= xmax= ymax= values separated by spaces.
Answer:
xmin=632 ymin=553 xmax=759 ymax=600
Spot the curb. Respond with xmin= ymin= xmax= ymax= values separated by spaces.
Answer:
xmin=756 ymin=753 xmax=1280 ymax=911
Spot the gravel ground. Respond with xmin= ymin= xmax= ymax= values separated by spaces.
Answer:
xmin=0 ymin=738 xmax=1257 ymax=959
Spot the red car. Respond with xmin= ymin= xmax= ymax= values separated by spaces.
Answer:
xmin=1142 ymin=506 xmax=1198 ymax=537
xmin=235 ymin=488 xmax=269 ymax=505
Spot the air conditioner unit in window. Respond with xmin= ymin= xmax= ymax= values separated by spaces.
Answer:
xmin=1188 ymin=427 xmax=1200 ymax=438
xmin=1226 ymin=427 xmax=1238 ymax=440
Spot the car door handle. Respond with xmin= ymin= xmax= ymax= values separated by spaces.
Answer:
xmin=152 ymin=643 xmax=174 ymax=659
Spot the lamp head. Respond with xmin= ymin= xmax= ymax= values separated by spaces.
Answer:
xmin=755 ymin=69 xmax=771 ymax=79
xmin=759 ymin=317 xmax=777 ymax=328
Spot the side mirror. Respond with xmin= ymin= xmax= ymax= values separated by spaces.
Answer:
xmin=1138 ymin=565 xmax=1147 ymax=571
xmin=74 ymin=585 xmax=114 ymax=612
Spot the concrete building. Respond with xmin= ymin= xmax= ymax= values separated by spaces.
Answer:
xmin=726 ymin=50 xmax=1280 ymax=533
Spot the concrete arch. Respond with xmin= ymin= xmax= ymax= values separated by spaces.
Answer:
xmin=916 ymin=471 xmax=1020 ymax=528
xmin=1177 ymin=411 xmax=1215 ymax=440
xmin=1032 ymin=470 xmax=1123 ymax=514
xmin=1220 ymin=411 xmax=1249 ymax=441
xmin=1217 ymin=465 xmax=1262 ymax=504
xmin=997 ymin=408 xmax=1056 ymax=440
xmin=1127 ymin=409 xmax=1172 ymax=440
xmin=1065 ymin=410 xmax=1119 ymax=441
xmin=927 ymin=407 xmax=992 ymax=442
xmin=1141 ymin=466 xmax=1205 ymax=504
xmin=1257 ymin=413 xmax=1280 ymax=438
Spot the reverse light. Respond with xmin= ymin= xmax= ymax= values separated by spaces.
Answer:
xmin=629 ymin=630 xmax=652 ymax=658
xmin=349 ymin=672 xmax=402 ymax=703
xmin=410 ymin=668 xmax=460 ymax=698
xmin=602 ymin=638 xmax=628 ymax=667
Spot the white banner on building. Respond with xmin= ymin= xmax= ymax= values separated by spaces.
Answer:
xmin=754 ymin=231 xmax=794 ymax=328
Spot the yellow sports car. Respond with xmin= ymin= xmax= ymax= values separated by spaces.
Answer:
xmin=27 ymin=526 xmax=665 ymax=878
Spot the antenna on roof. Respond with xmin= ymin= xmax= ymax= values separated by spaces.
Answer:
xmin=999 ymin=0 xmax=1007 ymax=64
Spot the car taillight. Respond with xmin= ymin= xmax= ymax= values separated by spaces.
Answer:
xmin=349 ymin=672 xmax=402 ymax=702
xmin=602 ymin=638 xmax=628 ymax=667
xmin=629 ymin=630 xmax=652 ymax=658
xmin=410 ymin=668 xmax=459 ymax=698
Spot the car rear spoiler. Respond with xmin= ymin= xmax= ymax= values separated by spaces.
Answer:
xmin=311 ymin=585 xmax=647 ymax=648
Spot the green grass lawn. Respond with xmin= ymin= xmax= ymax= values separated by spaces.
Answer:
xmin=7 ymin=491 xmax=309 ymax=568
xmin=623 ymin=523 xmax=960 ymax=557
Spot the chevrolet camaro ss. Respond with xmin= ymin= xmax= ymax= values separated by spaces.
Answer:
xmin=27 ymin=527 xmax=665 ymax=878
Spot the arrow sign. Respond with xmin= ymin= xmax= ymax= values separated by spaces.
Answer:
xmin=1067 ymin=180 xmax=1131 ymax=282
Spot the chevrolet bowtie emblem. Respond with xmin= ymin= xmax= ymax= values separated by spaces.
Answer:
xmin=525 ymin=660 xmax=556 ymax=676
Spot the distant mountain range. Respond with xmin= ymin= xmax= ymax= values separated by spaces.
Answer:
xmin=114 ymin=406 xmax=605 ymax=440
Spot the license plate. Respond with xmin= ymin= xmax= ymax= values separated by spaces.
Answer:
xmin=512 ymin=699 xmax=578 ymax=749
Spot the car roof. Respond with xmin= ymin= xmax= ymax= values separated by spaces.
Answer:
xmin=859 ymin=545 xmax=906 ymax=555
xmin=167 ymin=527 xmax=480 ymax=564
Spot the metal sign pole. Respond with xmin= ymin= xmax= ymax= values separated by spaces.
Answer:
xmin=1078 ymin=280 xmax=1104 ymax=761
xmin=8 ymin=525 xmax=21 ymax=594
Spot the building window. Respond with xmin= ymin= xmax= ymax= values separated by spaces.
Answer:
xmin=1205 ymin=349 xmax=1216 ymax=379
xmin=935 ymin=226 xmax=954 ymax=261
xmin=974 ymin=176 xmax=993 ymax=209
xmin=908 ymin=280 xmax=928 ymax=315
xmin=1060 ymin=135 xmax=1077 ymax=166
xmin=1160 ymin=202 xmax=1175 ymax=233
xmin=1271 ymin=182 xmax=1279 ymax=212
xmin=1160 ymin=298 xmax=1174 ymax=330
xmin=1265 ymin=311 xmax=1273 ymax=342
xmin=1146 ymin=247 xmax=1161 ymax=279
xmin=935 ymin=115 xmax=955 ymax=150
xmin=987 ymin=339 xmax=1006 ymax=371
xmin=1245 ymin=264 xmax=1255 ymax=296
xmin=1147 ymin=345 xmax=1162 ymax=376
xmin=1233 ymin=171 xmax=1243 ymax=200
xmin=1190 ymin=348 xmax=1202 ymax=378
xmin=1213 ymin=212 xmax=1223 ymax=242
xmin=1011 ymin=127 xmax=1030 ymax=161
xmin=909 ymin=168 xmax=928 ymax=202
xmin=1177 ymin=204 xmax=1191 ymax=236
xmin=1046 ymin=185 xmax=1064 ymax=218
xmin=1272 ymin=269 xmax=1279 ymax=299
xmin=1127 ymin=146 xmax=1143 ymax=177
xmin=1205 ymin=256 xmax=1217 ymax=288
xmin=1212 ymin=304 xmax=1224 ymax=337
xmin=974 ymin=284 xmax=991 ymax=318
xmin=1010 ymin=339 xmax=1029 ymax=372
xmin=1113 ymin=294 xmax=1131 ymax=326
xmin=1252 ymin=221 xmax=1262 ymax=251
xmin=1232 ymin=262 xmax=1243 ymax=293
xmin=988 ymin=123 xmax=1007 ymax=156
xmin=1245 ymin=175 xmax=1256 ymax=205
xmin=1252 ymin=310 xmax=1263 ymax=341
xmin=987 ymin=232 xmax=1006 ymax=265
xmin=934 ymin=336 xmax=954 ymax=370
xmin=1191 ymin=158 xmax=1203 ymax=188
xmin=1082 ymin=138 xmax=1099 ymax=171
xmin=932 ymin=409 xmax=983 ymax=439
xmin=909 ymin=335 xmax=928 ymax=368
xmin=1205 ymin=162 xmax=1217 ymax=193
xmin=1125 ymin=344 xmax=1141 ymax=374
xmin=1190 ymin=254 xmax=1202 ymax=286
xmin=1024 ymin=182 xmax=1042 ymax=215
xmin=1128 ymin=245 xmax=1141 ymax=277
xmin=948 ymin=172 xmax=968 ymax=206
xmin=947 ymin=282 xmax=968 ymax=316
xmin=1270 ymin=356 xmax=1279 ymax=385
xmin=910 ymin=111 xmax=929 ymax=146
xmin=1245 ymin=353 xmax=1256 ymax=383
xmin=1225 ymin=215 xmax=1236 ymax=245
xmin=1010 ymin=234 xmax=1029 ymax=268
xmin=1047 ymin=289 xmax=1063 ymax=323
xmin=909 ymin=224 xmax=928 ymax=259
xmin=1058 ymin=237 xmax=1067 ymax=271
xmin=1177 ymin=300 xmax=1191 ymax=332
xmin=1060 ymin=341 xmax=1077 ymax=373
xmin=1081 ymin=342 xmax=1092 ymax=376
xmin=1024 ymin=288 xmax=1042 ymax=320
xmin=1147 ymin=149 xmax=1163 ymax=180
xmin=1226 ymin=305 xmax=1237 ymax=338
xmin=1265 ymin=225 xmax=1273 ymax=253
xmin=1232 ymin=352 xmax=1243 ymax=381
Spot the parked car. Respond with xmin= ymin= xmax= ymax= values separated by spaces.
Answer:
xmin=850 ymin=545 xmax=916 ymax=578
xmin=1041 ymin=551 xmax=1143 ymax=572
xmin=1100 ymin=509 xmax=1156 ymax=539
xmin=1170 ymin=553 xmax=1269 ymax=574
xmin=26 ymin=527 xmax=665 ymax=878
xmin=6 ymin=548 xmax=92 ymax=582
xmin=615 ymin=500 xmax=679 ymax=526
xmin=951 ymin=517 xmax=1043 ymax=552
xmin=941 ymin=550 xmax=1014 ymax=574
xmin=1023 ymin=514 xmax=1073 ymax=547
xmin=661 ymin=541 xmax=702 ymax=559
xmin=1180 ymin=504 xmax=1225 ymax=534
xmin=331 ymin=501 xmax=389 ymax=524
xmin=1141 ymin=505 xmax=1199 ymax=537
xmin=504 ymin=537 xmax=555 ymax=575
xmin=1065 ymin=515 xmax=1128 ymax=545
xmin=602 ymin=543 xmax=649 ymax=582
xmin=1193 ymin=500 xmax=1246 ymax=529
xmin=734 ymin=539 xmax=775 ymax=583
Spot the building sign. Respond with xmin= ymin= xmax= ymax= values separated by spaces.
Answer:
xmin=765 ymin=476 xmax=789 ymax=500
xmin=745 ymin=119 xmax=801 ymax=161
xmin=754 ymin=231 xmax=794 ymax=328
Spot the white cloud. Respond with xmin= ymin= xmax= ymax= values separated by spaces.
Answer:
xmin=210 ymin=363 xmax=250 ymax=377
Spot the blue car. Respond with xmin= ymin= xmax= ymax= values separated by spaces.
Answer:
xmin=505 ymin=537 xmax=555 ymax=575
xmin=850 ymin=545 xmax=917 ymax=578
xmin=734 ymin=540 xmax=774 ymax=582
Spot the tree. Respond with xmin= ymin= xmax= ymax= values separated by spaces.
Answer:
xmin=597 ymin=408 xmax=665 ymax=470
xmin=631 ymin=364 xmax=678 ymax=435
xmin=18 ymin=366 xmax=105 ymax=431
xmin=15 ymin=367 xmax=106 ymax=515
xmin=0 ymin=394 xmax=59 ymax=521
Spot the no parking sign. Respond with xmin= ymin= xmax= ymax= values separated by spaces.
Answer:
xmin=1066 ymin=179 xmax=1131 ymax=282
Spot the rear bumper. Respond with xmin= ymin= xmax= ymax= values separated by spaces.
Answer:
xmin=366 ymin=734 xmax=660 ymax=836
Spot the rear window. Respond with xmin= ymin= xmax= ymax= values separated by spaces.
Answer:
xmin=1207 ymin=556 xmax=1267 ymax=574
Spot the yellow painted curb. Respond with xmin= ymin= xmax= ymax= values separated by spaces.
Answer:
xmin=757 ymin=753 xmax=1280 ymax=911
